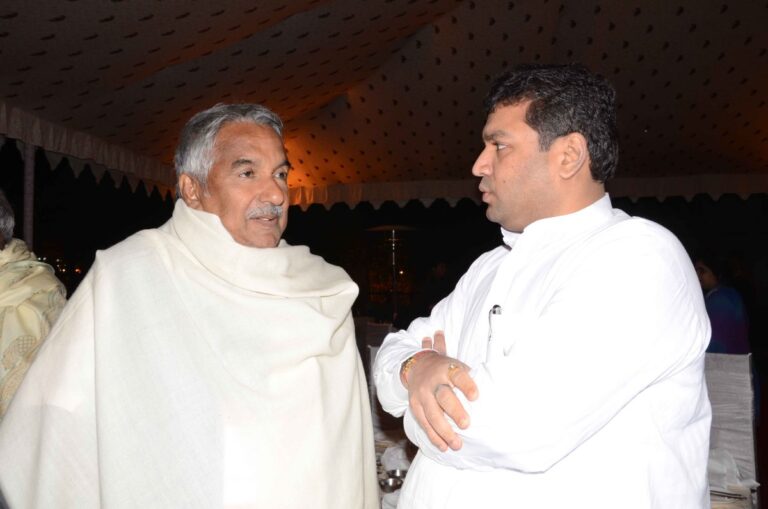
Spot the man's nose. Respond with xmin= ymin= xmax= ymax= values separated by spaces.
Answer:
xmin=260 ymin=177 xmax=286 ymax=205
xmin=472 ymin=146 xmax=492 ymax=177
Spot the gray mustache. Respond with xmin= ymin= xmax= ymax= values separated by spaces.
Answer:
xmin=246 ymin=204 xmax=283 ymax=219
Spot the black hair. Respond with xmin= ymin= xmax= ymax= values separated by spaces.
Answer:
xmin=484 ymin=63 xmax=619 ymax=182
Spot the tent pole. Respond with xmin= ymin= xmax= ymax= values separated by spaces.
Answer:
xmin=23 ymin=143 xmax=35 ymax=248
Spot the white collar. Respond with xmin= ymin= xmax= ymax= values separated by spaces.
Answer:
xmin=499 ymin=194 xmax=617 ymax=249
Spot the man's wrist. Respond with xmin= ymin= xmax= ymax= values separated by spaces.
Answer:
xmin=400 ymin=349 xmax=436 ymax=387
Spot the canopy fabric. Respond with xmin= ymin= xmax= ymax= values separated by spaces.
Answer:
xmin=0 ymin=0 xmax=765 ymax=207
xmin=2 ymin=102 xmax=766 ymax=209
xmin=0 ymin=100 xmax=174 ymax=194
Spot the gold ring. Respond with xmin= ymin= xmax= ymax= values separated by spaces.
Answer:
xmin=447 ymin=362 xmax=461 ymax=379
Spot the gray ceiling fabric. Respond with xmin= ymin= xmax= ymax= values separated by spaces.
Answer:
xmin=0 ymin=0 xmax=766 ymax=207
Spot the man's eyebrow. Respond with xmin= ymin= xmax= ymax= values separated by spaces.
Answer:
xmin=482 ymin=129 xmax=509 ymax=142
xmin=274 ymin=159 xmax=291 ymax=171
xmin=230 ymin=158 xmax=290 ymax=171
xmin=231 ymin=158 xmax=255 ymax=168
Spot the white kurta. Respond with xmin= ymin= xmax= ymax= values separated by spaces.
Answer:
xmin=0 ymin=201 xmax=378 ymax=509
xmin=374 ymin=195 xmax=711 ymax=509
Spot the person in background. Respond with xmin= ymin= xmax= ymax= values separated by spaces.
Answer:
xmin=0 ymin=104 xmax=377 ymax=508
xmin=374 ymin=63 xmax=711 ymax=508
xmin=0 ymin=188 xmax=65 ymax=419
xmin=695 ymin=251 xmax=750 ymax=354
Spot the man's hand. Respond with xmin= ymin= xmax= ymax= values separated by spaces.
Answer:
xmin=404 ymin=331 xmax=478 ymax=452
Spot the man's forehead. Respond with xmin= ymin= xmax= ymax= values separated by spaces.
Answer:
xmin=213 ymin=122 xmax=285 ymax=154
xmin=483 ymin=102 xmax=531 ymax=135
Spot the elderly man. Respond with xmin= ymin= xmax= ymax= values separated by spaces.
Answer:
xmin=0 ymin=104 xmax=378 ymax=508
xmin=374 ymin=64 xmax=711 ymax=508
xmin=0 ymin=189 xmax=65 ymax=418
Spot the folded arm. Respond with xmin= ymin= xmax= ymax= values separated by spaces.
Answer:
xmin=407 ymin=237 xmax=710 ymax=471
xmin=373 ymin=266 xmax=484 ymax=451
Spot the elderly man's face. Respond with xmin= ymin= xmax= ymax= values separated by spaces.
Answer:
xmin=184 ymin=122 xmax=290 ymax=248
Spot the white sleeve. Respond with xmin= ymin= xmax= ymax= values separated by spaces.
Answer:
xmin=412 ymin=235 xmax=710 ymax=472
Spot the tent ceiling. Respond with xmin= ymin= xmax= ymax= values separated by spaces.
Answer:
xmin=0 ymin=0 xmax=766 ymax=206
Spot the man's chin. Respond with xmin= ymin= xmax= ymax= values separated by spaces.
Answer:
xmin=242 ymin=237 xmax=281 ymax=248
xmin=229 ymin=227 xmax=283 ymax=248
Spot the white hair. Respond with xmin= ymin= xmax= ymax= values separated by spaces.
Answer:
xmin=174 ymin=103 xmax=284 ymax=189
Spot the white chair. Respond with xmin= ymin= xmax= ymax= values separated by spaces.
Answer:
xmin=706 ymin=353 xmax=759 ymax=508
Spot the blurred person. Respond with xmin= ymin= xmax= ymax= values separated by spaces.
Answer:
xmin=695 ymin=251 xmax=750 ymax=354
xmin=0 ymin=104 xmax=377 ymax=508
xmin=374 ymin=64 xmax=711 ymax=508
xmin=0 ymin=189 xmax=66 ymax=419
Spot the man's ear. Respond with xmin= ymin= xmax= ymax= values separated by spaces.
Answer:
xmin=556 ymin=132 xmax=589 ymax=180
xmin=178 ymin=174 xmax=204 ymax=210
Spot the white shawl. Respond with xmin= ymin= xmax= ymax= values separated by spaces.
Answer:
xmin=0 ymin=201 xmax=378 ymax=509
